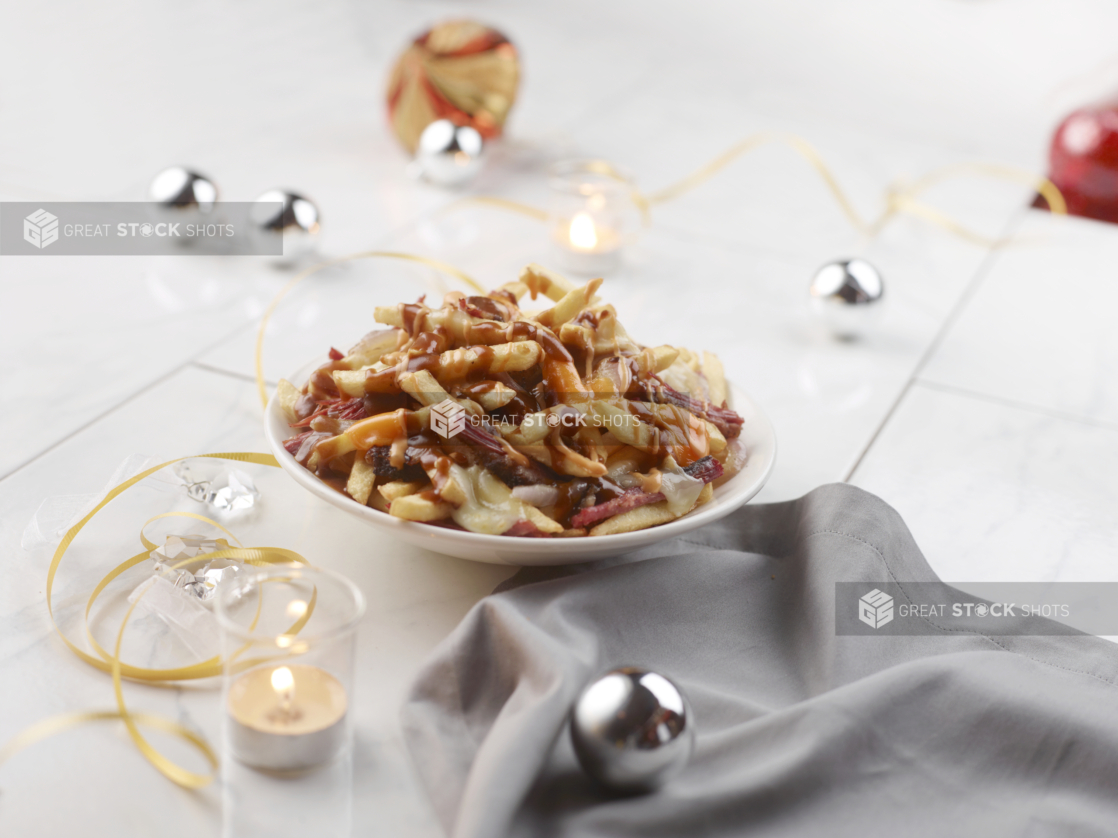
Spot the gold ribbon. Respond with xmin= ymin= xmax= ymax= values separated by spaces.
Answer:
xmin=1 ymin=452 xmax=315 ymax=789
xmin=443 ymin=132 xmax=1067 ymax=246
xmin=255 ymin=251 xmax=485 ymax=408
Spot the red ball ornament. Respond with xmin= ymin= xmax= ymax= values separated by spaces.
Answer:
xmin=1047 ymin=104 xmax=1118 ymax=223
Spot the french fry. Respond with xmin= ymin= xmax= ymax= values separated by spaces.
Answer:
xmin=522 ymin=505 xmax=564 ymax=534
xmin=276 ymin=378 xmax=301 ymax=423
xmin=660 ymin=356 xmax=706 ymax=401
xmin=588 ymin=478 xmax=713 ymax=537
xmin=332 ymin=369 xmax=371 ymax=398
xmin=558 ymin=322 xmax=595 ymax=355
xmin=702 ymin=350 xmax=728 ymax=407
xmin=389 ymin=493 xmax=453 ymax=522
xmin=499 ymin=280 xmax=529 ymax=300
xmin=346 ymin=457 xmax=376 ymax=505
xmin=588 ymin=401 xmax=659 ymax=452
xmin=378 ymin=479 xmax=427 ymax=502
xmin=342 ymin=329 xmax=399 ymax=369
xmin=694 ymin=482 xmax=714 ymax=507
xmin=704 ymin=420 xmax=728 ymax=455
xmin=398 ymin=369 xmax=452 ymax=407
xmin=519 ymin=263 xmax=575 ymax=302
xmin=368 ymin=489 xmax=390 ymax=513
xmin=431 ymin=341 xmax=543 ymax=382
xmin=678 ymin=347 xmax=702 ymax=371
xmin=316 ymin=408 xmax=413 ymax=461
xmin=635 ymin=345 xmax=681 ymax=376
xmin=589 ymin=500 xmax=679 ymax=536
xmin=548 ymin=431 xmax=608 ymax=478
xmin=537 ymin=278 xmax=603 ymax=329
xmin=605 ymin=445 xmax=648 ymax=479
xmin=374 ymin=305 xmax=404 ymax=327
xmin=460 ymin=381 xmax=516 ymax=412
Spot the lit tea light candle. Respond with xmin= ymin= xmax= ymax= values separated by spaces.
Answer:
xmin=550 ymin=159 xmax=634 ymax=276
xmin=553 ymin=211 xmax=622 ymax=275
xmin=569 ymin=212 xmax=598 ymax=249
xmin=227 ymin=663 xmax=348 ymax=772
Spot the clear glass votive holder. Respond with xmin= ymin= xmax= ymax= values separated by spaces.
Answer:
xmin=216 ymin=565 xmax=365 ymax=773
xmin=549 ymin=159 xmax=638 ymax=276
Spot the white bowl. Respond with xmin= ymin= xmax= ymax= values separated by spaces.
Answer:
xmin=265 ymin=364 xmax=776 ymax=566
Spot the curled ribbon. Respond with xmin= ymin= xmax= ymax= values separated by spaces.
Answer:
xmin=1 ymin=452 xmax=313 ymax=789
xmin=444 ymin=132 xmax=1067 ymax=246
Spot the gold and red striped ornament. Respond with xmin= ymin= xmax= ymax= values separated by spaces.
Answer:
xmin=386 ymin=20 xmax=521 ymax=154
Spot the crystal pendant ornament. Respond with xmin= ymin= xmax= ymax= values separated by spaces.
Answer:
xmin=809 ymin=258 xmax=884 ymax=339
xmin=414 ymin=119 xmax=485 ymax=187
xmin=205 ymin=470 xmax=260 ymax=512
xmin=173 ymin=460 xmax=260 ymax=513
xmin=148 ymin=533 xmax=241 ymax=602
xmin=570 ymin=667 xmax=695 ymax=792
xmin=149 ymin=167 xmax=218 ymax=211
xmin=1047 ymin=104 xmax=1118 ymax=224
xmin=251 ymin=189 xmax=321 ymax=262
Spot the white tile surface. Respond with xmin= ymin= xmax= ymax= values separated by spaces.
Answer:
xmin=0 ymin=364 xmax=511 ymax=838
xmin=0 ymin=256 xmax=278 ymax=479
xmin=5 ymin=0 xmax=1118 ymax=834
xmin=850 ymin=382 xmax=1118 ymax=584
xmin=921 ymin=210 xmax=1118 ymax=426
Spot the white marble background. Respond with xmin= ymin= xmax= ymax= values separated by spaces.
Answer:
xmin=2 ymin=1 xmax=1117 ymax=836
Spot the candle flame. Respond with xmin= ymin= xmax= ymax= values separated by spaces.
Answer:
xmin=569 ymin=212 xmax=598 ymax=250
xmin=271 ymin=666 xmax=294 ymax=695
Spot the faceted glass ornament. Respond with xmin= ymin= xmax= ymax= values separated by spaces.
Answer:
xmin=1047 ymin=104 xmax=1118 ymax=224
xmin=205 ymin=470 xmax=260 ymax=512
xmin=149 ymin=533 xmax=241 ymax=602
xmin=173 ymin=460 xmax=260 ymax=513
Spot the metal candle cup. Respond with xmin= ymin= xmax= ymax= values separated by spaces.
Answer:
xmin=227 ymin=663 xmax=347 ymax=772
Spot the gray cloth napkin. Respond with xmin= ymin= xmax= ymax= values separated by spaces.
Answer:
xmin=401 ymin=484 xmax=1118 ymax=837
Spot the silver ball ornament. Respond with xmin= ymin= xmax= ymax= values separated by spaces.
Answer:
xmin=809 ymin=258 xmax=884 ymax=339
xmin=251 ymin=189 xmax=321 ymax=262
xmin=570 ymin=667 xmax=695 ymax=792
xmin=149 ymin=167 xmax=218 ymax=211
xmin=415 ymin=119 xmax=485 ymax=187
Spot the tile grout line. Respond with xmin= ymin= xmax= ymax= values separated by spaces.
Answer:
xmin=191 ymin=361 xmax=273 ymax=387
xmin=912 ymin=378 xmax=1118 ymax=433
xmin=0 ymin=208 xmax=440 ymax=486
xmin=0 ymin=316 xmax=262 ymax=485
xmin=0 ymin=358 xmax=195 ymax=484
xmin=841 ymin=207 xmax=1032 ymax=484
